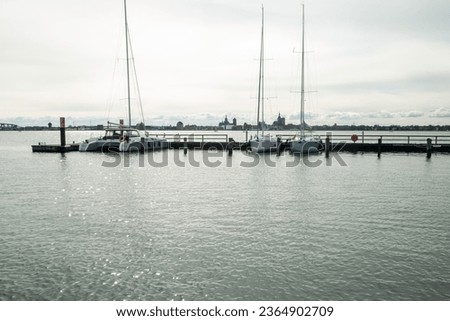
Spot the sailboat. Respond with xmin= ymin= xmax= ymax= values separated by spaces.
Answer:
xmin=249 ymin=5 xmax=277 ymax=153
xmin=290 ymin=4 xmax=322 ymax=154
xmin=79 ymin=0 xmax=168 ymax=152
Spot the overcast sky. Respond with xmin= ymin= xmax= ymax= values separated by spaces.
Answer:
xmin=1 ymin=0 xmax=450 ymax=126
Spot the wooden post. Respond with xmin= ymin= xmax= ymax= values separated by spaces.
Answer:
xmin=183 ymin=137 xmax=187 ymax=155
xmin=59 ymin=117 xmax=66 ymax=147
xmin=245 ymin=130 xmax=248 ymax=142
xmin=377 ymin=137 xmax=382 ymax=158
xmin=140 ymin=137 xmax=145 ymax=153
xmin=325 ymin=135 xmax=330 ymax=158
xmin=276 ymin=137 xmax=281 ymax=156
xmin=427 ymin=138 xmax=432 ymax=159
xmin=362 ymin=131 xmax=364 ymax=144
xmin=227 ymin=139 xmax=234 ymax=156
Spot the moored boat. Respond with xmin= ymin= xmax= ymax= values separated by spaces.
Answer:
xmin=80 ymin=0 xmax=167 ymax=153
xmin=290 ymin=4 xmax=322 ymax=154
xmin=249 ymin=6 xmax=277 ymax=153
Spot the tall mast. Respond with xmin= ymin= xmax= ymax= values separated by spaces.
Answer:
xmin=256 ymin=5 xmax=264 ymax=137
xmin=124 ymin=0 xmax=131 ymax=127
xmin=300 ymin=4 xmax=305 ymax=137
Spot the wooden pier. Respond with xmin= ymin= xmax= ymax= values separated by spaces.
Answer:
xmin=277 ymin=133 xmax=450 ymax=156
xmin=31 ymin=143 xmax=80 ymax=153
xmin=31 ymin=117 xmax=80 ymax=153
xmin=329 ymin=142 xmax=450 ymax=154
xmin=31 ymin=124 xmax=450 ymax=155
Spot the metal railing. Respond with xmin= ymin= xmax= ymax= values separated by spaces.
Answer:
xmin=275 ymin=134 xmax=323 ymax=141
xmin=271 ymin=133 xmax=450 ymax=145
xmin=324 ymin=134 xmax=450 ymax=145
xmin=146 ymin=133 xmax=229 ymax=143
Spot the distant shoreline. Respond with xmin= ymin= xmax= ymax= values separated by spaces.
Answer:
xmin=2 ymin=125 xmax=450 ymax=132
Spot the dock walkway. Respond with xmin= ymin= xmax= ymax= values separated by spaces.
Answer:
xmin=31 ymin=132 xmax=450 ymax=154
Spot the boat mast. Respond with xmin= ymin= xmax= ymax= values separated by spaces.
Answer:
xmin=300 ymin=4 xmax=305 ymax=138
xmin=256 ymin=5 xmax=264 ymax=137
xmin=124 ymin=0 xmax=132 ymax=128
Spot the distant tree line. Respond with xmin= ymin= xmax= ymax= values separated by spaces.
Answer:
xmin=3 ymin=123 xmax=450 ymax=131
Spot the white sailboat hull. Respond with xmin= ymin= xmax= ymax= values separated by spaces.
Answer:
xmin=79 ymin=139 xmax=120 ymax=152
xmin=79 ymin=128 xmax=168 ymax=152
xmin=290 ymin=138 xmax=322 ymax=154
xmin=119 ymin=137 xmax=168 ymax=152
xmin=249 ymin=135 xmax=277 ymax=153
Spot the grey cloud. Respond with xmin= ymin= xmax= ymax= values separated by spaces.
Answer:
xmin=399 ymin=111 xmax=424 ymax=118
xmin=326 ymin=112 xmax=363 ymax=120
xmin=288 ymin=112 xmax=319 ymax=121
xmin=324 ymin=111 xmax=424 ymax=120
xmin=322 ymin=72 xmax=450 ymax=96
xmin=314 ymin=0 xmax=450 ymax=43
xmin=429 ymin=108 xmax=450 ymax=118
xmin=366 ymin=112 xmax=395 ymax=119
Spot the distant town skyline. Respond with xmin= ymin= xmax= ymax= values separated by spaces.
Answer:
xmin=3 ymin=113 xmax=450 ymax=131
xmin=1 ymin=0 xmax=450 ymax=126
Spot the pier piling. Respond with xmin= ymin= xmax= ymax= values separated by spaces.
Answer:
xmin=276 ymin=137 xmax=281 ymax=156
xmin=140 ymin=137 xmax=145 ymax=153
xmin=60 ymin=117 xmax=66 ymax=147
xmin=377 ymin=137 xmax=382 ymax=158
xmin=183 ymin=137 xmax=187 ymax=155
xmin=427 ymin=138 xmax=432 ymax=159
xmin=325 ymin=135 xmax=330 ymax=158
xmin=227 ymin=138 xmax=234 ymax=156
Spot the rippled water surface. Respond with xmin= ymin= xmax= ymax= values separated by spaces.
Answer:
xmin=1 ymin=131 xmax=449 ymax=300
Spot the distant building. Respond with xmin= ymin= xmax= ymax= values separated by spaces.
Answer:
xmin=258 ymin=121 xmax=267 ymax=130
xmin=219 ymin=115 xmax=234 ymax=130
xmin=176 ymin=121 xmax=184 ymax=130
xmin=272 ymin=113 xmax=285 ymax=128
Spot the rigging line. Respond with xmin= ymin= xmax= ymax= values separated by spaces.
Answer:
xmin=105 ymin=58 xmax=120 ymax=123
xmin=261 ymin=5 xmax=265 ymax=136
xmin=300 ymin=4 xmax=305 ymax=136
xmin=109 ymin=62 xmax=127 ymax=123
xmin=127 ymin=27 xmax=146 ymax=129
xmin=124 ymin=0 xmax=132 ymax=127
xmin=116 ymin=67 xmax=128 ymax=121
xmin=106 ymin=7 xmax=127 ymax=125
xmin=256 ymin=5 xmax=264 ymax=137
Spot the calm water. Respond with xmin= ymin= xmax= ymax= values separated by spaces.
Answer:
xmin=1 ymin=131 xmax=449 ymax=300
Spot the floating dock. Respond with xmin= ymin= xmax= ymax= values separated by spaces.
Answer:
xmin=31 ymin=143 xmax=80 ymax=153
xmin=31 ymin=140 xmax=450 ymax=154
